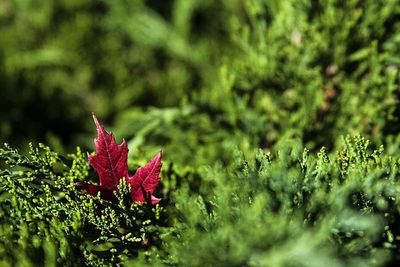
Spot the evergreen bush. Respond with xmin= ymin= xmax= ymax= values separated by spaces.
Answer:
xmin=1 ymin=136 xmax=400 ymax=266
xmin=1 ymin=0 xmax=400 ymax=266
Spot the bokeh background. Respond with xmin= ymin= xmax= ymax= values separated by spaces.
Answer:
xmin=1 ymin=0 xmax=400 ymax=165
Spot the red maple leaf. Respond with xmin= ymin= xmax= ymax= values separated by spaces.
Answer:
xmin=80 ymin=114 xmax=161 ymax=205
xmin=128 ymin=151 xmax=161 ymax=205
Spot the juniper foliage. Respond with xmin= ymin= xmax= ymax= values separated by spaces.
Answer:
xmin=1 ymin=0 xmax=400 ymax=266
xmin=0 ymin=143 xmax=163 ymax=266
xmin=1 ymin=137 xmax=400 ymax=266
xmin=134 ymin=136 xmax=400 ymax=267
xmin=1 ymin=0 xmax=400 ymax=157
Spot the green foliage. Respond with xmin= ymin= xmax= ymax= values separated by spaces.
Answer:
xmin=2 ymin=0 xmax=400 ymax=266
xmin=2 ymin=137 xmax=400 ymax=266
xmin=1 ymin=0 xmax=400 ymax=156
xmin=110 ymin=0 xmax=400 ymax=166
xmin=0 ymin=143 xmax=164 ymax=266
xmin=134 ymin=135 xmax=400 ymax=267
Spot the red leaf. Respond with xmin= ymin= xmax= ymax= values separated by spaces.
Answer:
xmin=127 ymin=151 xmax=162 ymax=205
xmin=88 ymin=114 xmax=128 ymax=190
xmin=84 ymin=114 xmax=162 ymax=205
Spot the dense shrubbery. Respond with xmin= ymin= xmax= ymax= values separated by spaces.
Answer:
xmin=2 ymin=0 xmax=400 ymax=156
xmin=2 ymin=136 xmax=400 ymax=266
xmin=1 ymin=0 xmax=400 ymax=266
xmin=0 ymin=143 xmax=165 ymax=266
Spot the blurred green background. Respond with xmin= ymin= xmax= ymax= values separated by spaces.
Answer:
xmin=1 ymin=0 xmax=400 ymax=165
